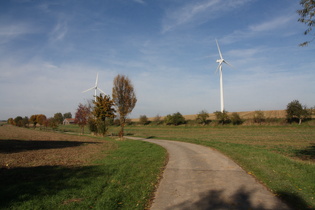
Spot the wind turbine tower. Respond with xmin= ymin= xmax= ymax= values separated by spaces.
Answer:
xmin=82 ymin=73 xmax=106 ymax=102
xmin=215 ymin=39 xmax=233 ymax=112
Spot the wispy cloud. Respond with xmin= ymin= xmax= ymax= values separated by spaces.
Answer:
xmin=161 ymin=0 xmax=251 ymax=33
xmin=49 ymin=20 xmax=68 ymax=41
xmin=249 ymin=16 xmax=293 ymax=32
xmin=221 ymin=15 xmax=296 ymax=43
xmin=133 ymin=0 xmax=146 ymax=4
xmin=0 ymin=21 xmax=36 ymax=44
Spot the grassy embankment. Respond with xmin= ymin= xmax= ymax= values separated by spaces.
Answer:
xmin=117 ymin=124 xmax=315 ymax=209
xmin=0 ymin=126 xmax=166 ymax=210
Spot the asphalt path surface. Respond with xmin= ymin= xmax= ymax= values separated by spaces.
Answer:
xmin=128 ymin=137 xmax=291 ymax=210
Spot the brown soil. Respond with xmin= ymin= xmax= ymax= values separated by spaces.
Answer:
xmin=0 ymin=125 xmax=115 ymax=169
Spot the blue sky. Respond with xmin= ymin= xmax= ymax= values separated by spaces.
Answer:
xmin=1 ymin=0 xmax=314 ymax=120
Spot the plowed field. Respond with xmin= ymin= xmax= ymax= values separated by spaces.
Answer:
xmin=0 ymin=125 xmax=114 ymax=169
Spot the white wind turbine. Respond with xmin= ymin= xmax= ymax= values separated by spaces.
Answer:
xmin=215 ymin=39 xmax=233 ymax=112
xmin=82 ymin=73 xmax=106 ymax=102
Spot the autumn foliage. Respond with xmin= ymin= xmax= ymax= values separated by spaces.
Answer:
xmin=112 ymin=74 xmax=137 ymax=138
xmin=74 ymin=103 xmax=91 ymax=134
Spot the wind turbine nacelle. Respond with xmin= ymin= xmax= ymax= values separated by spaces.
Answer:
xmin=216 ymin=59 xmax=223 ymax=63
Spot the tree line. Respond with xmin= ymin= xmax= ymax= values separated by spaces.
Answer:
xmin=137 ymin=100 xmax=313 ymax=126
xmin=7 ymin=74 xmax=137 ymax=138
xmin=7 ymin=112 xmax=72 ymax=129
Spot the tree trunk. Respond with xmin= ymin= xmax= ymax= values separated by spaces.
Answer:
xmin=119 ymin=116 xmax=125 ymax=139
xmin=299 ymin=118 xmax=302 ymax=125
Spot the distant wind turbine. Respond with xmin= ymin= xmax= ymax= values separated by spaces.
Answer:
xmin=215 ymin=39 xmax=233 ymax=112
xmin=82 ymin=73 xmax=106 ymax=102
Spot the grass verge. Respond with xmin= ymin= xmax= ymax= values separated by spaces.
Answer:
xmin=0 ymin=128 xmax=167 ymax=209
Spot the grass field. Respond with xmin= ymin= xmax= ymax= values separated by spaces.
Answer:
xmin=119 ymin=124 xmax=315 ymax=209
xmin=0 ymin=125 xmax=166 ymax=209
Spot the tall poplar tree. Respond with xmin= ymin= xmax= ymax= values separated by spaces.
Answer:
xmin=112 ymin=74 xmax=137 ymax=138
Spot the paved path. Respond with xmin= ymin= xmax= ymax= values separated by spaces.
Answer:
xmin=128 ymin=137 xmax=291 ymax=210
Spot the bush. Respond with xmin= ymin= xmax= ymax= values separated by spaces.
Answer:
xmin=88 ymin=118 xmax=98 ymax=134
xmin=230 ymin=112 xmax=243 ymax=125
xmin=196 ymin=110 xmax=210 ymax=125
xmin=253 ymin=110 xmax=265 ymax=124
xmin=139 ymin=115 xmax=149 ymax=125
xmin=164 ymin=112 xmax=186 ymax=126
xmin=153 ymin=114 xmax=162 ymax=125
xmin=214 ymin=110 xmax=230 ymax=125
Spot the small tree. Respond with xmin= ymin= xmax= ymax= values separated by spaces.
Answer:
xmin=286 ymin=100 xmax=311 ymax=124
xmin=48 ymin=118 xmax=59 ymax=130
xmin=214 ymin=110 xmax=230 ymax=125
xmin=112 ymin=74 xmax=137 ymax=138
xmin=7 ymin=118 xmax=14 ymax=125
xmin=22 ymin=116 xmax=29 ymax=128
xmin=30 ymin=114 xmax=38 ymax=128
xmin=93 ymin=94 xmax=116 ymax=136
xmin=139 ymin=115 xmax=149 ymax=125
xmin=54 ymin=112 xmax=64 ymax=124
xmin=230 ymin=112 xmax=243 ymax=125
xmin=36 ymin=114 xmax=47 ymax=129
xmin=63 ymin=112 xmax=72 ymax=119
xmin=74 ymin=103 xmax=91 ymax=134
xmin=14 ymin=116 xmax=23 ymax=127
xmin=196 ymin=110 xmax=209 ymax=125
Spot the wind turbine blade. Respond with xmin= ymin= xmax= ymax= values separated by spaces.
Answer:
xmin=97 ymin=87 xmax=106 ymax=95
xmin=215 ymin=64 xmax=221 ymax=74
xmin=223 ymin=60 xmax=233 ymax=68
xmin=95 ymin=73 xmax=99 ymax=86
xmin=216 ymin=39 xmax=223 ymax=60
xmin=82 ymin=86 xmax=95 ymax=93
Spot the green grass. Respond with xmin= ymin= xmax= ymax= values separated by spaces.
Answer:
xmin=57 ymin=124 xmax=89 ymax=134
xmin=0 ymin=138 xmax=167 ymax=210
xmin=121 ymin=125 xmax=315 ymax=209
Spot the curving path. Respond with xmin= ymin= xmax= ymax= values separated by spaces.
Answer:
xmin=128 ymin=137 xmax=291 ymax=210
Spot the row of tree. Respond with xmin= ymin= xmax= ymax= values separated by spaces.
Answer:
xmin=137 ymin=100 xmax=313 ymax=126
xmin=7 ymin=112 xmax=72 ymax=129
xmin=74 ymin=74 xmax=137 ymax=138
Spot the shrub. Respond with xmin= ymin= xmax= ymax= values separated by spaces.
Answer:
xmin=214 ymin=110 xmax=230 ymax=125
xmin=164 ymin=112 xmax=186 ymax=126
xmin=88 ymin=118 xmax=98 ymax=134
xmin=153 ymin=114 xmax=162 ymax=125
xmin=253 ymin=110 xmax=265 ymax=124
xmin=139 ymin=115 xmax=149 ymax=125
xmin=230 ymin=112 xmax=243 ymax=125
xmin=196 ymin=110 xmax=210 ymax=125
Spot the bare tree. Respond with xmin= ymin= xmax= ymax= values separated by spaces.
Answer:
xmin=112 ymin=74 xmax=137 ymax=138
